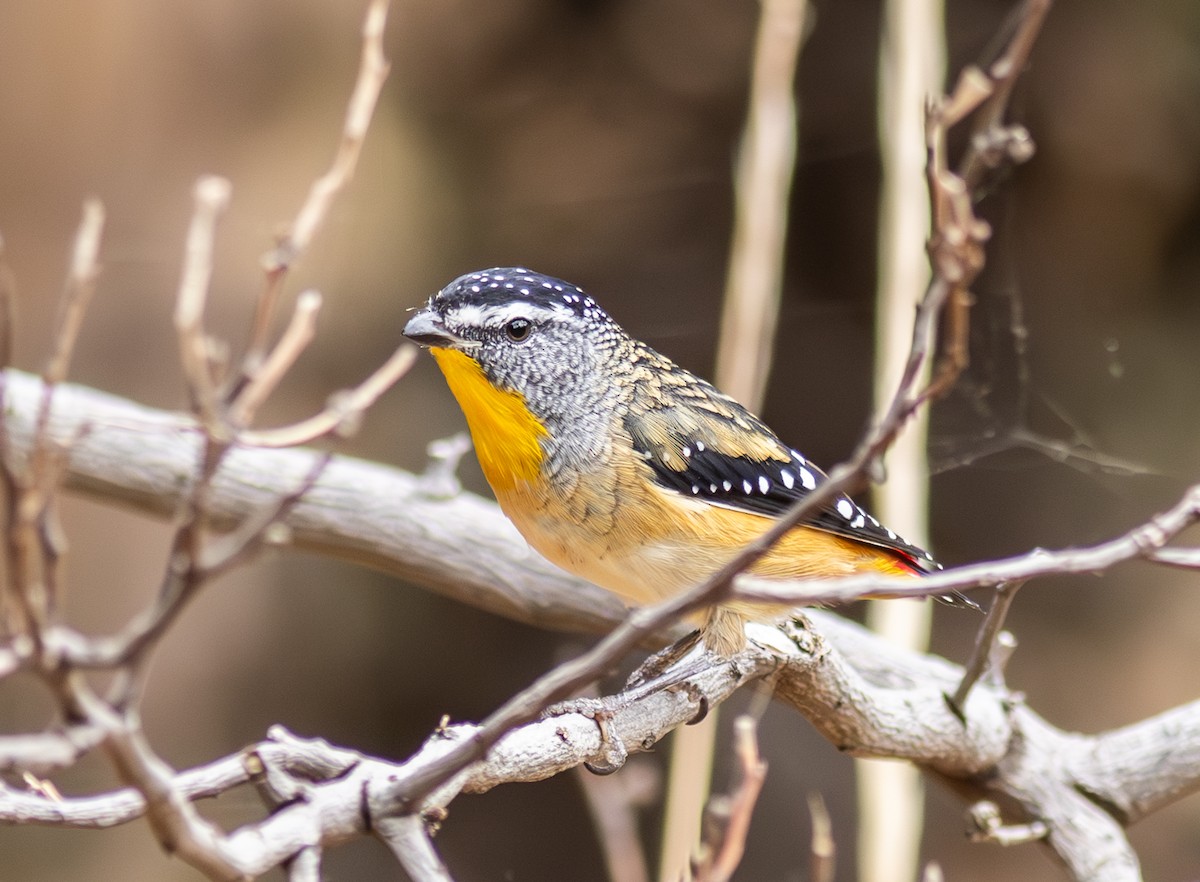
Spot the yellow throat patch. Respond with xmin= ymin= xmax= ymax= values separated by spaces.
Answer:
xmin=430 ymin=347 xmax=548 ymax=492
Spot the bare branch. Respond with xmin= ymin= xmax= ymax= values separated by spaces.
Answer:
xmin=242 ymin=0 xmax=391 ymax=390
xmin=239 ymin=343 xmax=417 ymax=448
xmin=175 ymin=175 xmax=232 ymax=434
xmin=43 ymin=198 xmax=104 ymax=388
xmin=808 ymin=793 xmax=835 ymax=882
xmin=1 ymin=744 xmax=249 ymax=826
xmin=0 ymin=725 xmax=106 ymax=777
xmin=376 ymin=816 xmax=456 ymax=882
xmin=259 ymin=0 xmax=390 ymax=276
xmin=576 ymin=758 xmax=655 ymax=882
xmin=715 ymin=0 xmax=808 ymax=409
xmin=67 ymin=683 xmax=249 ymax=881
xmin=227 ymin=289 xmax=322 ymax=428
xmin=5 ymin=608 xmax=1186 ymax=882
xmin=692 ymin=716 xmax=769 ymax=882
xmin=1072 ymin=699 xmax=1200 ymax=826
xmin=950 ymin=580 xmax=1024 ymax=711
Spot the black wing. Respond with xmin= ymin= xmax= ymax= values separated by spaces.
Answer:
xmin=621 ymin=387 xmax=941 ymax=575
xmin=644 ymin=440 xmax=939 ymax=575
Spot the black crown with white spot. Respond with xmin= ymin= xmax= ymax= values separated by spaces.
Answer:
xmin=436 ymin=268 xmax=611 ymax=323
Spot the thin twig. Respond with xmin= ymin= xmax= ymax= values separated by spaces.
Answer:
xmin=692 ymin=717 xmax=768 ymax=882
xmin=808 ymin=793 xmax=835 ymax=882
xmin=732 ymin=483 xmax=1200 ymax=605
xmin=950 ymin=580 xmax=1024 ymax=714
xmin=714 ymin=0 xmax=808 ymax=409
xmin=576 ymin=762 xmax=655 ymax=882
xmin=959 ymin=0 xmax=1052 ymax=191
xmin=239 ymin=344 xmax=417 ymax=448
xmin=175 ymin=176 xmax=232 ymax=434
xmin=67 ymin=682 xmax=248 ymax=880
xmin=42 ymin=199 xmax=104 ymax=389
xmin=227 ymin=290 xmax=322 ymax=428
xmin=285 ymin=847 xmax=324 ymax=882
xmin=376 ymin=815 xmax=457 ymax=882
xmin=240 ymin=0 xmax=391 ymax=390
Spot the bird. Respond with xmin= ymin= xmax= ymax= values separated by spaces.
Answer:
xmin=404 ymin=267 xmax=962 ymax=657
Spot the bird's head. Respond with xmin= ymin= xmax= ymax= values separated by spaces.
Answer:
xmin=404 ymin=267 xmax=623 ymax=489
xmin=404 ymin=267 xmax=624 ymax=423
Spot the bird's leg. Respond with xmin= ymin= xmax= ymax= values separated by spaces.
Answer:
xmin=543 ymin=631 xmax=735 ymax=741
xmin=624 ymin=628 xmax=705 ymax=691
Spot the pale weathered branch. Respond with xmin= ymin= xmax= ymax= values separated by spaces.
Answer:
xmin=3 ymin=611 xmax=1195 ymax=882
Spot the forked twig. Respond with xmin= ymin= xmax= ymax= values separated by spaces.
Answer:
xmin=239 ymin=344 xmax=416 ymax=448
xmin=949 ymin=580 xmax=1024 ymax=714
xmin=226 ymin=290 xmax=323 ymax=428
xmin=175 ymin=176 xmax=232 ymax=434
xmin=237 ymin=0 xmax=391 ymax=395
xmin=691 ymin=716 xmax=769 ymax=882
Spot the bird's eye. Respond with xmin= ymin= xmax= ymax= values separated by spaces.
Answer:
xmin=504 ymin=318 xmax=532 ymax=342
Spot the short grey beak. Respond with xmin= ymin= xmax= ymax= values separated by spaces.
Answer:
xmin=403 ymin=310 xmax=460 ymax=348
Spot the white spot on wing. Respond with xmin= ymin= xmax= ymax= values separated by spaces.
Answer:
xmin=742 ymin=479 xmax=753 ymax=494
xmin=758 ymin=475 xmax=769 ymax=493
xmin=781 ymin=469 xmax=795 ymax=489
xmin=836 ymin=499 xmax=854 ymax=519
xmin=798 ymin=467 xmax=816 ymax=490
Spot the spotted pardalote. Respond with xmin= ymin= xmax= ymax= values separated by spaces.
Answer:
xmin=404 ymin=267 xmax=962 ymax=655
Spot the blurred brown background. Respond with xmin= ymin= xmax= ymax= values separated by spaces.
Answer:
xmin=1 ymin=1 xmax=1199 ymax=879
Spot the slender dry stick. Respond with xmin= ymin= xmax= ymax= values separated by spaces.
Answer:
xmin=862 ymin=0 xmax=945 ymax=877
xmin=949 ymin=580 xmax=1024 ymax=713
xmin=959 ymin=0 xmax=1051 ymax=192
xmin=376 ymin=815 xmax=457 ymax=882
xmin=33 ymin=200 xmax=105 ymax=615
xmin=731 ymin=482 xmax=1200 ymax=605
xmin=238 ymin=343 xmax=417 ymax=448
xmin=5 ymin=201 xmax=106 ymax=637
xmin=694 ymin=717 xmax=768 ymax=882
xmin=175 ymin=176 xmax=232 ymax=435
xmin=578 ymin=768 xmax=654 ymax=882
xmin=660 ymin=2 xmax=808 ymax=877
xmin=285 ymin=847 xmax=323 ymax=882
xmin=226 ymin=289 xmax=322 ymax=428
xmin=30 ymin=200 xmax=105 ymax=618
xmin=237 ymin=0 xmax=390 ymax=395
xmin=808 ymin=793 xmax=836 ymax=882
xmin=714 ymin=0 xmax=807 ymax=408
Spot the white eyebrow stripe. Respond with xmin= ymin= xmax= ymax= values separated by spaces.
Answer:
xmin=449 ymin=301 xmax=569 ymax=329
